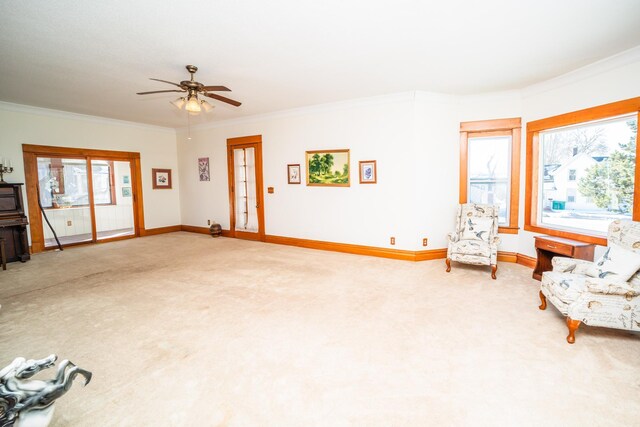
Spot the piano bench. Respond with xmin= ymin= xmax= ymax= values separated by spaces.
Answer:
xmin=0 ymin=237 xmax=5 ymax=270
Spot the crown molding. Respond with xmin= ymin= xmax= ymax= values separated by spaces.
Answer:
xmin=0 ymin=101 xmax=176 ymax=134
xmin=183 ymin=91 xmax=418 ymax=132
xmin=522 ymin=45 xmax=640 ymax=98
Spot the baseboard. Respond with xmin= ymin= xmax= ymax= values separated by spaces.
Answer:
xmin=265 ymin=234 xmax=447 ymax=262
xmin=414 ymin=248 xmax=448 ymax=261
xmin=141 ymin=225 xmax=182 ymax=236
xmin=180 ymin=225 xmax=233 ymax=237
xmin=180 ymin=225 xmax=210 ymax=235
xmin=516 ymin=253 xmax=537 ymax=269
xmin=174 ymin=227 xmax=538 ymax=268
xmin=497 ymin=251 xmax=518 ymax=263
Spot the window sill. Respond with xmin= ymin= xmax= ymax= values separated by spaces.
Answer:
xmin=524 ymin=224 xmax=607 ymax=246
xmin=498 ymin=226 xmax=519 ymax=234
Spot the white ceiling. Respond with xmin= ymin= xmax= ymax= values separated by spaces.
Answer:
xmin=1 ymin=0 xmax=640 ymax=128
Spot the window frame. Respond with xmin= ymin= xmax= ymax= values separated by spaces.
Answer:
xmin=525 ymin=97 xmax=640 ymax=246
xmin=459 ymin=117 xmax=522 ymax=234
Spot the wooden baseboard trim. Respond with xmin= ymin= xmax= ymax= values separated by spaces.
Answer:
xmin=173 ymin=228 xmax=539 ymax=268
xmin=265 ymin=235 xmax=447 ymax=261
xmin=180 ymin=225 xmax=233 ymax=237
xmin=180 ymin=225 xmax=210 ymax=235
xmin=414 ymin=248 xmax=448 ymax=261
xmin=497 ymin=251 xmax=518 ymax=263
xmin=516 ymin=253 xmax=537 ymax=269
xmin=141 ymin=225 xmax=182 ymax=236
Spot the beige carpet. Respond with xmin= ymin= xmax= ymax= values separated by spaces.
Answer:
xmin=1 ymin=232 xmax=638 ymax=426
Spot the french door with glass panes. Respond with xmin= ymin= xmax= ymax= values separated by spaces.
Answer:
xmin=35 ymin=156 xmax=137 ymax=248
xmin=227 ymin=135 xmax=265 ymax=241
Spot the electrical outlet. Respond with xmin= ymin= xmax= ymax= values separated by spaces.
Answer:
xmin=423 ymin=238 xmax=428 ymax=247
xmin=207 ymin=219 xmax=211 ymax=225
xmin=390 ymin=237 xmax=395 ymax=245
xmin=67 ymin=220 xmax=72 ymax=226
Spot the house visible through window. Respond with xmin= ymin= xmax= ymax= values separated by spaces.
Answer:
xmin=526 ymin=97 xmax=640 ymax=244
xmin=539 ymin=115 xmax=636 ymax=235
xmin=467 ymin=136 xmax=511 ymax=223
xmin=460 ymin=118 xmax=521 ymax=233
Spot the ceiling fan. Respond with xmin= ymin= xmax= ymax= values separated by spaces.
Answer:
xmin=136 ymin=65 xmax=241 ymax=113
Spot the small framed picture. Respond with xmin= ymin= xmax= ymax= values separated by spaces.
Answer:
xmin=287 ymin=164 xmax=301 ymax=184
xmin=122 ymin=175 xmax=130 ymax=184
xmin=359 ymin=160 xmax=377 ymax=184
xmin=198 ymin=157 xmax=210 ymax=181
xmin=122 ymin=187 xmax=132 ymax=197
xmin=152 ymin=168 xmax=172 ymax=189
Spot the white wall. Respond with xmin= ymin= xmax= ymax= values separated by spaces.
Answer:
xmin=2 ymin=49 xmax=638 ymax=257
xmin=178 ymin=92 xmax=489 ymax=251
xmin=0 ymin=104 xmax=181 ymax=236
xmin=178 ymin=49 xmax=640 ymax=256
xmin=179 ymin=93 xmax=431 ymax=250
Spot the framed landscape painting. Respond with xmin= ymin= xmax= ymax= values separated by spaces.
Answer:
xmin=305 ymin=149 xmax=350 ymax=187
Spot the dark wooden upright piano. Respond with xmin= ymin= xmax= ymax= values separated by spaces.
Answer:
xmin=0 ymin=183 xmax=30 ymax=263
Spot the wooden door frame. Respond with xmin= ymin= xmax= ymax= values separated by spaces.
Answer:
xmin=22 ymin=144 xmax=145 ymax=253
xmin=226 ymin=135 xmax=265 ymax=241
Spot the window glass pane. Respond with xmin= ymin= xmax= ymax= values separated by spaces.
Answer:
xmin=468 ymin=136 xmax=511 ymax=224
xmin=92 ymin=162 xmax=112 ymax=205
xmin=540 ymin=115 xmax=637 ymax=235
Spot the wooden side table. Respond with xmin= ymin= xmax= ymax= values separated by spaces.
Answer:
xmin=532 ymin=236 xmax=595 ymax=281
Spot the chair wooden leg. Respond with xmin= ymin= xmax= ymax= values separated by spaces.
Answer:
xmin=491 ymin=264 xmax=497 ymax=280
xmin=538 ymin=291 xmax=547 ymax=310
xmin=566 ymin=317 xmax=581 ymax=344
xmin=445 ymin=258 xmax=451 ymax=273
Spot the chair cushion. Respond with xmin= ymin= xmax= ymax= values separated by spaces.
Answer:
xmin=587 ymin=243 xmax=640 ymax=282
xmin=460 ymin=217 xmax=493 ymax=242
xmin=450 ymin=240 xmax=491 ymax=258
xmin=542 ymin=271 xmax=588 ymax=305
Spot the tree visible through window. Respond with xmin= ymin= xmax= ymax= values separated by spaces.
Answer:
xmin=539 ymin=115 xmax=637 ymax=235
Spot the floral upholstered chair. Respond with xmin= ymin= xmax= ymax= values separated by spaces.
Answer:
xmin=539 ymin=220 xmax=640 ymax=344
xmin=445 ymin=203 xmax=501 ymax=279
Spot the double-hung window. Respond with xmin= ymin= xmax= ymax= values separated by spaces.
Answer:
xmin=459 ymin=118 xmax=521 ymax=233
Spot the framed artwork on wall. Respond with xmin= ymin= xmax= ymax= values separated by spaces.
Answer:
xmin=305 ymin=149 xmax=350 ymax=187
xmin=198 ymin=157 xmax=210 ymax=181
xmin=122 ymin=175 xmax=130 ymax=184
xmin=359 ymin=160 xmax=377 ymax=184
xmin=287 ymin=164 xmax=301 ymax=184
xmin=152 ymin=168 xmax=172 ymax=189
xmin=122 ymin=187 xmax=132 ymax=197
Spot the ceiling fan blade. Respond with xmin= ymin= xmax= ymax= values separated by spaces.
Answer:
xmin=137 ymin=90 xmax=186 ymax=95
xmin=204 ymin=92 xmax=242 ymax=107
xmin=149 ymin=78 xmax=184 ymax=88
xmin=201 ymin=85 xmax=231 ymax=92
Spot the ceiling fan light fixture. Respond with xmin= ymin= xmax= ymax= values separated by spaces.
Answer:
xmin=170 ymin=97 xmax=186 ymax=109
xmin=201 ymin=100 xmax=214 ymax=113
xmin=185 ymin=95 xmax=201 ymax=113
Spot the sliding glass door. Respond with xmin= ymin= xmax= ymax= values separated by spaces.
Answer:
xmin=37 ymin=157 xmax=93 ymax=247
xmin=91 ymin=159 xmax=135 ymax=240
xmin=36 ymin=156 xmax=137 ymax=248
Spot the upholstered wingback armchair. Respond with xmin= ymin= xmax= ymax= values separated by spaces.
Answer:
xmin=445 ymin=203 xmax=501 ymax=279
xmin=539 ymin=220 xmax=640 ymax=343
